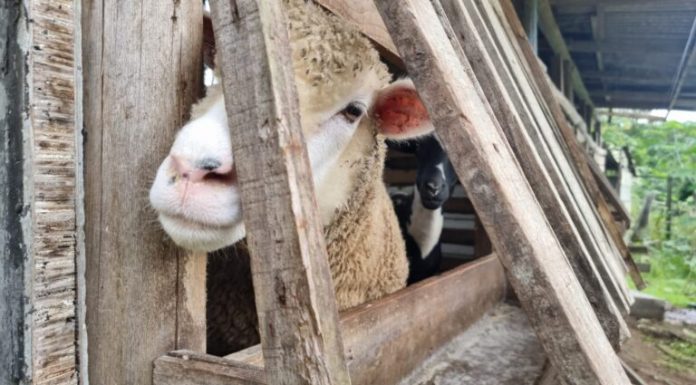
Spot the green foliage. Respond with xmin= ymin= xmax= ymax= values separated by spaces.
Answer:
xmin=603 ymin=118 xmax=696 ymax=307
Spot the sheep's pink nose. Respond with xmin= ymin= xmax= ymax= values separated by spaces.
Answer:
xmin=170 ymin=155 xmax=236 ymax=184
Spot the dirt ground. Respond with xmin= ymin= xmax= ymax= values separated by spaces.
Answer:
xmin=620 ymin=316 xmax=696 ymax=385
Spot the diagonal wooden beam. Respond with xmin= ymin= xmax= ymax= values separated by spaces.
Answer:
xmin=209 ymin=1 xmax=351 ymax=384
xmin=373 ymin=0 xmax=631 ymax=384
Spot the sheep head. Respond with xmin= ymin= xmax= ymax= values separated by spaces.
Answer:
xmin=149 ymin=0 xmax=433 ymax=252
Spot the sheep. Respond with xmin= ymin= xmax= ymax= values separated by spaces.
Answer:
xmin=148 ymin=0 xmax=434 ymax=355
xmin=390 ymin=135 xmax=458 ymax=284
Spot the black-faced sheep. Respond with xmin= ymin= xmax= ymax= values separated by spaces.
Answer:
xmin=149 ymin=0 xmax=433 ymax=354
xmin=390 ymin=135 xmax=458 ymax=284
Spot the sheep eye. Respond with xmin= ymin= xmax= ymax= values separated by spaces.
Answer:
xmin=339 ymin=102 xmax=365 ymax=123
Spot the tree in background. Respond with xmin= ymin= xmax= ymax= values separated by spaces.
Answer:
xmin=602 ymin=119 xmax=695 ymax=306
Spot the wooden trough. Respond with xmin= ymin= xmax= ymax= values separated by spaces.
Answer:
xmin=1 ymin=0 xmax=644 ymax=384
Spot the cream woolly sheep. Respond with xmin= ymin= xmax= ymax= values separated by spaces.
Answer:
xmin=149 ymin=0 xmax=433 ymax=354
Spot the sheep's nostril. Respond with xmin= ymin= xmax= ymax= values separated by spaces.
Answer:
xmin=197 ymin=158 xmax=222 ymax=171
xmin=170 ymin=154 xmax=235 ymax=184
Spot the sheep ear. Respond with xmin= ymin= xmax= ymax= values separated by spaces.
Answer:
xmin=371 ymin=78 xmax=434 ymax=140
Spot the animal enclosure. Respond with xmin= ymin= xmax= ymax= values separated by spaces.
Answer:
xmin=1 ymin=1 xmax=643 ymax=385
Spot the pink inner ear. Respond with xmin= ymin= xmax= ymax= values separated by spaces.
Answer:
xmin=373 ymin=88 xmax=430 ymax=136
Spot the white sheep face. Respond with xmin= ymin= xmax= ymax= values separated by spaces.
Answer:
xmin=149 ymin=77 xmax=432 ymax=252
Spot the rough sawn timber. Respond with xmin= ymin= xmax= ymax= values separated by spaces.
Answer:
xmin=436 ymin=0 xmax=627 ymax=348
xmin=373 ymin=0 xmax=631 ymax=384
xmin=496 ymin=0 xmax=645 ymax=291
xmin=2 ymin=0 xmax=83 ymax=383
xmin=82 ymin=1 xmax=205 ymax=384
xmin=208 ymin=1 xmax=351 ymax=384
xmin=154 ymin=255 xmax=506 ymax=385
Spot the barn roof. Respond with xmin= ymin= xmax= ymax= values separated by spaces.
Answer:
xmin=545 ymin=0 xmax=696 ymax=110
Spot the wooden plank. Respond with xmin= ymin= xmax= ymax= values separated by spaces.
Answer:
xmin=439 ymin=0 xmax=629 ymax=347
xmin=82 ymin=1 xmax=205 ymax=384
xmin=314 ymin=0 xmax=397 ymax=56
xmin=483 ymin=0 xmax=632 ymax=314
xmin=2 ymin=1 xmax=83 ymax=383
xmin=496 ymin=0 xmax=646 ymax=290
xmin=373 ymin=1 xmax=631 ymax=384
xmin=494 ymin=2 xmax=633 ymax=302
xmin=155 ymin=352 xmax=266 ymax=385
xmin=208 ymin=1 xmax=351 ymax=385
xmin=156 ymin=255 xmax=506 ymax=385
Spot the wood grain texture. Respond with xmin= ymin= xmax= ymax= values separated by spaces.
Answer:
xmin=314 ymin=0 xmax=398 ymax=60
xmin=209 ymin=1 xmax=351 ymax=384
xmin=154 ymin=352 xmax=266 ymax=385
xmin=0 ymin=0 xmax=85 ymax=383
xmin=156 ymin=255 xmax=506 ymax=385
xmin=373 ymin=0 xmax=631 ymax=384
xmin=82 ymin=1 xmax=205 ymax=384
xmin=436 ymin=0 xmax=628 ymax=347
xmin=495 ymin=0 xmax=645 ymax=291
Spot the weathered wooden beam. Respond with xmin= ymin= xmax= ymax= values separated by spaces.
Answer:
xmin=82 ymin=1 xmax=205 ymax=384
xmin=497 ymin=0 xmax=646 ymax=291
xmin=154 ymin=255 xmax=506 ymax=385
xmin=440 ymin=0 xmax=629 ymax=347
xmin=2 ymin=1 xmax=83 ymax=383
xmin=374 ymin=1 xmax=631 ymax=384
xmin=314 ymin=0 xmax=396 ymax=56
xmin=209 ymin=1 xmax=351 ymax=384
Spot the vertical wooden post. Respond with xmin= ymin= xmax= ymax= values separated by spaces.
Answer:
xmin=374 ymin=0 xmax=631 ymax=384
xmin=82 ymin=1 xmax=205 ymax=384
xmin=2 ymin=0 xmax=84 ymax=383
xmin=209 ymin=1 xmax=351 ymax=385
xmin=523 ymin=0 xmax=538 ymax=53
